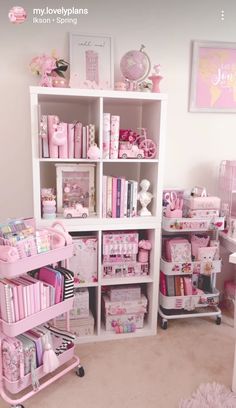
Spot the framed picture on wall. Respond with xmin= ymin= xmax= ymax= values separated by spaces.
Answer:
xmin=55 ymin=163 xmax=96 ymax=215
xmin=69 ymin=33 xmax=114 ymax=90
xmin=189 ymin=40 xmax=236 ymax=112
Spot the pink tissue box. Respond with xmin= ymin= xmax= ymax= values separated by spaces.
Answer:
xmin=102 ymin=294 xmax=148 ymax=315
xmin=184 ymin=196 xmax=221 ymax=210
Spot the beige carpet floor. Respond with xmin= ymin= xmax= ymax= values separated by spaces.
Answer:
xmin=0 ymin=317 xmax=234 ymax=408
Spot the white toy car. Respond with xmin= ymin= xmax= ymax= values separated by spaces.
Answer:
xmin=63 ymin=203 xmax=89 ymax=219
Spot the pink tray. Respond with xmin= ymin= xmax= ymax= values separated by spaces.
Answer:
xmin=0 ymin=245 xmax=73 ymax=278
xmin=0 ymin=297 xmax=74 ymax=337
xmin=3 ymin=346 xmax=76 ymax=394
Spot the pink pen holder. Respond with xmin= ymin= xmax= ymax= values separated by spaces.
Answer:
xmin=165 ymin=208 xmax=183 ymax=218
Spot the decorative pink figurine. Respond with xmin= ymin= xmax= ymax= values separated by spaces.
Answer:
xmin=148 ymin=64 xmax=163 ymax=93
xmin=138 ymin=240 xmax=152 ymax=263
xmin=87 ymin=144 xmax=101 ymax=160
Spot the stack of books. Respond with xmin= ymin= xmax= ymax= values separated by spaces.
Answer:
xmin=102 ymin=176 xmax=138 ymax=218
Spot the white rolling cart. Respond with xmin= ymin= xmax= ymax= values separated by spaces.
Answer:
xmin=159 ymin=215 xmax=224 ymax=330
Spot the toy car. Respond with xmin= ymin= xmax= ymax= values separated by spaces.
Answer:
xmin=118 ymin=142 xmax=144 ymax=159
xmin=63 ymin=203 xmax=89 ymax=219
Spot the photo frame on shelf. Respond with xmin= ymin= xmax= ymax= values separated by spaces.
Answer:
xmin=55 ymin=163 xmax=96 ymax=215
xmin=189 ymin=40 xmax=236 ymax=113
xmin=69 ymin=32 xmax=114 ymax=90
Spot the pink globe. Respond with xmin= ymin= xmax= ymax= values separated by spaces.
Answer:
xmin=120 ymin=49 xmax=150 ymax=82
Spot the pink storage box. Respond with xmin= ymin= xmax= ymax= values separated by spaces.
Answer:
xmin=69 ymin=236 xmax=98 ymax=284
xmin=55 ymin=311 xmax=94 ymax=337
xmin=184 ymin=196 xmax=221 ymax=210
xmin=104 ymin=313 xmax=145 ymax=331
xmin=103 ymin=232 xmax=139 ymax=256
xmin=109 ymin=285 xmax=141 ymax=302
xmin=102 ymin=294 xmax=147 ymax=315
xmin=187 ymin=209 xmax=219 ymax=218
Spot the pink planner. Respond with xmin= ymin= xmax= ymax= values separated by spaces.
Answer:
xmin=5 ymin=279 xmax=24 ymax=320
xmin=103 ymin=113 xmax=110 ymax=159
xmin=74 ymin=122 xmax=82 ymax=158
xmin=110 ymin=115 xmax=120 ymax=159
xmin=38 ymin=267 xmax=62 ymax=304
xmin=67 ymin=123 xmax=75 ymax=158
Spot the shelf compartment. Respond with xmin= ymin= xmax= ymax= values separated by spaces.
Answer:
xmin=160 ymin=258 xmax=222 ymax=275
xmin=3 ymin=345 xmax=75 ymax=394
xmin=0 ymin=245 xmax=73 ymax=278
xmin=162 ymin=216 xmax=225 ymax=232
xmin=159 ymin=289 xmax=220 ymax=310
xmin=0 ymin=298 xmax=74 ymax=337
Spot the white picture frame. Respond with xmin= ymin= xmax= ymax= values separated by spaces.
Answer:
xmin=69 ymin=32 xmax=114 ymax=90
xmin=55 ymin=163 xmax=96 ymax=215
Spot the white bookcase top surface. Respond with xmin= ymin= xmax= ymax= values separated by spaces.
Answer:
xmin=30 ymin=86 xmax=168 ymax=101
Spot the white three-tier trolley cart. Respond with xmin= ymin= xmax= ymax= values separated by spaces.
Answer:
xmin=159 ymin=215 xmax=224 ymax=330
xmin=0 ymin=221 xmax=84 ymax=408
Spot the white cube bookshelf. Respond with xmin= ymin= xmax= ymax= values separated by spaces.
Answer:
xmin=30 ymin=86 xmax=167 ymax=343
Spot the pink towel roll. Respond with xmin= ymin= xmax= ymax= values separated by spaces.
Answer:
xmin=0 ymin=245 xmax=19 ymax=263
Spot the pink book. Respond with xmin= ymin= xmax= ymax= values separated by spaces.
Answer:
xmin=120 ymin=178 xmax=126 ymax=218
xmin=183 ymin=277 xmax=193 ymax=295
xmin=102 ymin=175 xmax=107 ymax=218
xmin=2 ymin=280 xmax=19 ymax=322
xmin=6 ymin=279 xmax=24 ymax=320
xmin=74 ymin=122 xmax=82 ymax=158
xmin=103 ymin=113 xmax=110 ymax=159
xmin=106 ymin=176 xmax=113 ymax=217
xmin=47 ymin=115 xmax=59 ymax=158
xmin=58 ymin=122 xmax=68 ymax=159
xmin=15 ymin=277 xmax=31 ymax=317
xmin=40 ymin=115 xmax=49 ymax=158
xmin=20 ymin=275 xmax=41 ymax=313
xmin=82 ymin=126 xmax=87 ymax=158
xmin=112 ymin=177 xmax=117 ymax=218
xmin=88 ymin=124 xmax=95 ymax=150
xmin=67 ymin=123 xmax=75 ymax=158
xmin=123 ymin=180 xmax=128 ymax=217
xmin=160 ymin=272 xmax=167 ymax=296
xmin=110 ymin=115 xmax=120 ymax=159
xmin=40 ymin=282 xmax=47 ymax=310
xmin=0 ymin=282 xmax=12 ymax=322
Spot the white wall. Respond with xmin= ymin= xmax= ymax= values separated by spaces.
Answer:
xmin=1 ymin=0 xmax=236 ymax=219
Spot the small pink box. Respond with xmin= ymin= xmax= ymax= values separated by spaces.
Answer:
xmin=184 ymin=196 xmax=221 ymax=210
xmin=103 ymin=294 xmax=147 ymax=315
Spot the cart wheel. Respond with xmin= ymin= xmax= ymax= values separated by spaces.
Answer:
xmin=216 ymin=316 xmax=221 ymax=325
xmin=11 ymin=405 xmax=25 ymax=408
xmin=76 ymin=365 xmax=85 ymax=377
xmin=161 ymin=319 xmax=168 ymax=330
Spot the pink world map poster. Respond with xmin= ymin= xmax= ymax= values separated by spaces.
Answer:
xmin=190 ymin=41 xmax=236 ymax=112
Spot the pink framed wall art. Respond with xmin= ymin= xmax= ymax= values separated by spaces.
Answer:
xmin=189 ymin=41 xmax=236 ymax=112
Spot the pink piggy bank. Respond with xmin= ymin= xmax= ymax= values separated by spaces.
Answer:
xmin=87 ymin=144 xmax=101 ymax=160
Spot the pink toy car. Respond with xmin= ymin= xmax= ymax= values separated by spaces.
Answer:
xmin=118 ymin=142 xmax=144 ymax=159
xmin=64 ymin=204 xmax=89 ymax=219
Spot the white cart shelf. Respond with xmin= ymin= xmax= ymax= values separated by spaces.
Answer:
xmin=30 ymin=86 xmax=168 ymax=342
xmin=159 ymin=216 xmax=223 ymax=329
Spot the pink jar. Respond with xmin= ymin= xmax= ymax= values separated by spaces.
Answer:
xmin=138 ymin=249 xmax=149 ymax=263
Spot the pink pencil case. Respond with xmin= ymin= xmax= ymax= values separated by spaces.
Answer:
xmin=38 ymin=267 xmax=63 ymax=304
